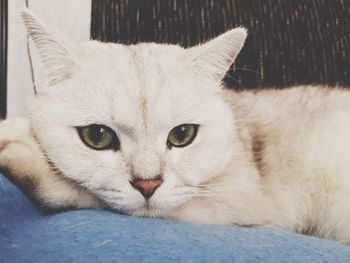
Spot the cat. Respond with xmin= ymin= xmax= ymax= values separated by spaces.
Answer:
xmin=1 ymin=9 xmax=350 ymax=244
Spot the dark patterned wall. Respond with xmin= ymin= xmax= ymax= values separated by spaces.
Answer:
xmin=91 ymin=0 xmax=350 ymax=89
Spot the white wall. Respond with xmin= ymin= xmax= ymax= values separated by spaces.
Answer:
xmin=7 ymin=0 xmax=92 ymax=117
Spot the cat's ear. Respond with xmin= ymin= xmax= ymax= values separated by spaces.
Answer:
xmin=21 ymin=9 xmax=75 ymax=84
xmin=187 ymin=28 xmax=247 ymax=82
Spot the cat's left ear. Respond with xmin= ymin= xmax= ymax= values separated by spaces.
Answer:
xmin=21 ymin=9 xmax=76 ymax=85
xmin=186 ymin=28 xmax=247 ymax=82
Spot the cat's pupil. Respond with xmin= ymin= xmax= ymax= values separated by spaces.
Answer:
xmin=90 ymin=127 xmax=105 ymax=143
xmin=175 ymin=126 xmax=188 ymax=141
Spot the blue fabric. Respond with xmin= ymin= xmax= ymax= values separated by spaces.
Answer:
xmin=0 ymin=173 xmax=349 ymax=263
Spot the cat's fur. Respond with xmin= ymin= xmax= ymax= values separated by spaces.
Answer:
xmin=1 ymin=10 xmax=350 ymax=243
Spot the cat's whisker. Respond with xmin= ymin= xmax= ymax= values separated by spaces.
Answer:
xmin=197 ymin=181 xmax=240 ymax=187
xmin=224 ymin=75 xmax=246 ymax=89
xmin=95 ymin=187 xmax=121 ymax=193
xmin=186 ymin=182 xmax=259 ymax=192
xmin=94 ymin=187 xmax=124 ymax=202
xmin=233 ymin=67 xmax=262 ymax=76
xmin=202 ymin=184 xmax=259 ymax=191
xmin=96 ymin=193 xmax=123 ymax=200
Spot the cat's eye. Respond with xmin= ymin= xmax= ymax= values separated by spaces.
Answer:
xmin=167 ymin=124 xmax=199 ymax=148
xmin=78 ymin=124 xmax=119 ymax=151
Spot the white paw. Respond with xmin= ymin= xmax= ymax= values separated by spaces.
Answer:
xmin=0 ymin=118 xmax=101 ymax=210
xmin=0 ymin=118 xmax=40 ymax=173
xmin=0 ymin=118 xmax=33 ymax=147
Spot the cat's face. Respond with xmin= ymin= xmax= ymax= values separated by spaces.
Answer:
xmin=23 ymin=10 xmax=247 ymax=216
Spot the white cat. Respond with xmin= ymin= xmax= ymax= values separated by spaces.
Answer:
xmin=1 ymin=10 xmax=350 ymax=244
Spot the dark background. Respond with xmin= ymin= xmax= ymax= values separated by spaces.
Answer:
xmin=91 ymin=0 xmax=350 ymax=89
xmin=1 ymin=0 xmax=350 ymax=119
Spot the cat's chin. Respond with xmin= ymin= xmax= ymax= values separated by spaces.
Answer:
xmin=101 ymin=187 xmax=195 ymax=218
xmin=106 ymin=198 xmax=182 ymax=218
xmin=107 ymin=202 xmax=162 ymax=218
xmin=131 ymin=206 xmax=162 ymax=218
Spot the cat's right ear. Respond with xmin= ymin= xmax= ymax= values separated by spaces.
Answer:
xmin=186 ymin=28 xmax=247 ymax=83
xmin=21 ymin=9 xmax=75 ymax=84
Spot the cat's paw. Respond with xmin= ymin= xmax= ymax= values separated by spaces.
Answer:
xmin=0 ymin=117 xmax=33 ymax=149
xmin=0 ymin=118 xmax=52 ymax=203
xmin=0 ymin=118 xmax=41 ymax=176
xmin=0 ymin=118 xmax=101 ymax=210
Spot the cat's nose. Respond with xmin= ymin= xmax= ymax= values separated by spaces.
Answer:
xmin=130 ymin=176 xmax=163 ymax=199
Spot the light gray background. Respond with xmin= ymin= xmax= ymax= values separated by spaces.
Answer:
xmin=8 ymin=0 xmax=91 ymax=117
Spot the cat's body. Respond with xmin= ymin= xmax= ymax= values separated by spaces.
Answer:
xmin=171 ymin=86 xmax=350 ymax=242
xmin=0 ymin=10 xmax=349 ymax=243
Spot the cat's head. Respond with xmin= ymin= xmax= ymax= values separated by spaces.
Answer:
xmin=23 ymin=10 xmax=247 ymax=216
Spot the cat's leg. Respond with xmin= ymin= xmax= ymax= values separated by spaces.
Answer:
xmin=0 ymin=118 xmax=101 ymax=210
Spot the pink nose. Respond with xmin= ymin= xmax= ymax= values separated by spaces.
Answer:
xmin=130 ymin=177 xmax=163 ymax=199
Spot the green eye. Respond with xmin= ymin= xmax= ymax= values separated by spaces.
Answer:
xmin=167 ymin=124 xmax=199 ymax=148
xmin=78 ymin=124 xmax=119 ymax=151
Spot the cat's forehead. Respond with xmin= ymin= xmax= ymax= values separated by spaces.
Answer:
xmin=78 ymin=42 xmax=190 ymax=98
xmin=68 ymin=41 xmax=208 ymax=130
xmin=81 ymin=41 xmax=184 ymax=78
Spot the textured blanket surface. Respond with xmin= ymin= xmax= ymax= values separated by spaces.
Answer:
xmin=1 ymin=173 xmax=350 ymax=263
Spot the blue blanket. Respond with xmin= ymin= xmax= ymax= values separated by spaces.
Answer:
xmin=0 ymin=173 xmax=349 ymax=263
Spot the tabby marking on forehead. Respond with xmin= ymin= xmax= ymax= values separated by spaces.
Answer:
xmin=130 ymin=45 xmax=169 ymax=131
xmin=129 ymin=47 xmax=148 ymax=129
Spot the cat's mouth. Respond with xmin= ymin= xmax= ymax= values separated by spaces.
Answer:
xmin=95 ymin=183 xmax=193 ymax=218
xmin=100 ymin=194 xmax=165 ymax=218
